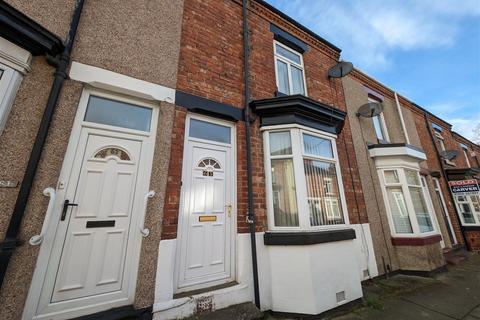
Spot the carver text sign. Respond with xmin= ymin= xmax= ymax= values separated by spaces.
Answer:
xmin=449 ymin=179 xmax=480 ymax=195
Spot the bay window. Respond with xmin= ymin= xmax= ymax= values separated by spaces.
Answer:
xmin=265 ymin=127 xmax=347 ymax=230
xmin=455 ymin=194 xmax=480 ymax=226
xmin=274 ymin=41 xmax=306 ymax=96
xmin=381 ymin=168 xmax=436 ymax=236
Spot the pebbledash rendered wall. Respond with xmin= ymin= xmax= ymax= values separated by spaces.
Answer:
xmin=0 ymin=1 xmax=184 ymax=319
xmin=342 ymin=70 xmax=460 ymax=276
xmin=153 ymin=0 xmax=377 ymax=318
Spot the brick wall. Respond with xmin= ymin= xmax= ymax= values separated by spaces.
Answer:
xmin=163 ymin=0 xmax=369 ymax=237
xmin=465 ymin=231 xmax=480 ymax=252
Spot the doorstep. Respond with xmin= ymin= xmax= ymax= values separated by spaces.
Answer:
xmin=152 ymin=283 xmax=252 ymax=320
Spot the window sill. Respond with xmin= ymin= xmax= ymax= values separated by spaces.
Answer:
xmin=463 ymin=225 xmax=480 ymax=231
xmin=264 ymin=228 xmax=356 ymax=246
xmin=391 ymin=234 xmax=442 ymax=246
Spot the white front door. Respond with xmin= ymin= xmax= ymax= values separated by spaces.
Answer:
xmin=52 ymin=134 xmax=141 ymax=302
xmin=26 ymin=90 xmax=158 ymax=320
xmin=176 ymin=116 xmax=235 ymax=292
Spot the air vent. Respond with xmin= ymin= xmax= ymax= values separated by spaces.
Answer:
xmin=336 ymin=291 xmax=346 ymax=303
xmin=363 ymin=269 xmax=370 ymax=278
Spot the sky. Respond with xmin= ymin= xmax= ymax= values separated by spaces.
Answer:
xmin=266 ymin=0 xmax=480 ymax=142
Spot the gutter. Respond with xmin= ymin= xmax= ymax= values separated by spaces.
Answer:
xmin=0 ymin=0 xmax=86 ymax=288
xmin=242 ymin=0 xmax=260 ymax=308
xmin=423 ymin=113 xmax=469 ymax=249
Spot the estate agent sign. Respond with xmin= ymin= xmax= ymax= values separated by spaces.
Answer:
xmin=449 ymin=179 xmax=480 ymax=195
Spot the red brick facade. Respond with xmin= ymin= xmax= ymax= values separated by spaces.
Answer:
xmin=162 ymin=0 xmax=368 ymax=238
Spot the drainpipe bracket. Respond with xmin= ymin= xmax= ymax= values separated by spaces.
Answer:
xmin=0 ymin=238 xmax=24 ymax=252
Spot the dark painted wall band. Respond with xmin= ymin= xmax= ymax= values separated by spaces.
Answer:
xmin=175 ymin=91 xmax=244 ymax=122
xmin=264 ymin=229 xmax=356 ymax=246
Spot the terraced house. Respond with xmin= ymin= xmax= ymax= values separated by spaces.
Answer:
xmin=0 ymin=1 xmax=477 ymax=320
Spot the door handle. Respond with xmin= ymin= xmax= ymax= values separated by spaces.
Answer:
xmin=226 ymin=204 xmax=232 ymax=217
xmin=61 ymin=199 xmax=78 ymax=221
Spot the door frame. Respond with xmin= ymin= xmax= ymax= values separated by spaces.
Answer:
xmin=174 ymin=113 xmax=237 ymax=293
xmin=23 ymin=87 xmax=159 ymax=320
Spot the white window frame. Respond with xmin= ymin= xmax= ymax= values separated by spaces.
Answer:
xmin=368 ymin=97 xmax=389 ymax=142
xmin=379 ymin=167 xmax=438 ymax=237
xmin=434 ymin=131 xmax=446 ymax=151
xmin=455 ymin=193 xmax=480 ymax=226
xmin=263 ymin=124 xmax=349 ymax=231
xmin=273 ymin=41 xmax=308 ymax=96
xmin=462 ymin=147 xmax=471 ymax=168
xmin=0 ymin=62 xmax=22 ymax=135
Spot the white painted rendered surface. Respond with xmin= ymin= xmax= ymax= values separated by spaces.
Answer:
xmin=351 ymin=224 xmax=379 ymax=280
xmin=69 ymin=62 xmax=175 ymax=103
xmin=153 ymin=235 xmax=252 ymax=320
xmin=153 ymin=226 xmax=376 ymax=318
xmin=369 ymin=146 xmax=426 ymax=161
xmin=155 ymin=239 xmax=178 ymax=302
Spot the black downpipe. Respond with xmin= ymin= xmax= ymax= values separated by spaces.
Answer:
xmin=0 ymin=0 xmax=86 ymax=289
xmin=242 ymin=0 xmax=260 ymax=308
xmin=423 ymin=113 xmax=469 ymax=249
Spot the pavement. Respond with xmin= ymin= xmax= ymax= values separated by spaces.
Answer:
xmin=191 ymin=252 xmax=479 ymax=320
xmin=267 ymin=252 xmax=480 ymax=320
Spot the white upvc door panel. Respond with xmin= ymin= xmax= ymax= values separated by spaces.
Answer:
xmin=177 ymin=139 xmax=234 ymax=292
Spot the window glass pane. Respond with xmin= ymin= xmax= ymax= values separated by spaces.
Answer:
xmin=269 ymin=131 xmax=292 ymax=156
xmin=384 ymin=170 xmax=399 ymax=183
xmin=460 ymin=202 xmax=475 ymax=223
xmin=276 ymin=60 xmax=290 ymax=94
xmin=438 ymin=139 xmax=446 ymax=151
xmin=291 ymin=66 xmax=305 ymax=95
xmin=189 ymin=118 xmax=231 ymax=143
xmin=303 ymin=134 xmax=333 ymax=158
xmin=271 ymin=159 xmax=299 ymax=226
xmin=372 ymin=115 xmax=384 ymax=140
xmin=471 ymin=195 xmax=480 ymax=213
xmin=409 ymin=186 xmax=434 ymax=232
xmin=275 ymin=44 xmax=301 ymax=64
xmin=386 ymin=187 xmax=413 ymax=233
xmin=303 ymin=159 xmax=344 ymax=226
xmin=405 ymin=170 xmax=420 ymax=185
xmin=84 ymin=96 xmax=152 ymax=131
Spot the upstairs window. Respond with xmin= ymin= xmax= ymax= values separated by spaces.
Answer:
xmin=461 ymin=144 xmax=471 ymax=168
xmin=274 ymin=41 xmax=306 ymax=96
xmin=368 ymin=97 xmax=388 ymax=142
xmin=434 ymin=131 xmax=446 ymax=151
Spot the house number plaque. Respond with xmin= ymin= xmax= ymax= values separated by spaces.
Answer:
xmin=0 ymin=180 xmax=18 ymax=188
xmin=202 ymin=171 xmax=213 ymax=177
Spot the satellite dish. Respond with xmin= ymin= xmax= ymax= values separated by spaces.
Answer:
xmin=328 ymin=61 xmax=354 ymax=78
xmin=356 ymin=102 xmax=383 ymax=118
xmin=440 ymin=150 xmax=459 ymax=160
